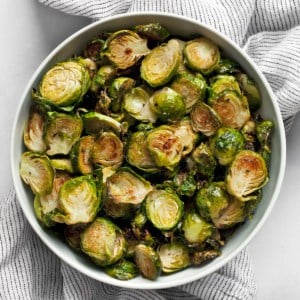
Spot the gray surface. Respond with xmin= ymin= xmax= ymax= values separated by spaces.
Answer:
xmin=1 ymin=0 xmax=300 ymax=298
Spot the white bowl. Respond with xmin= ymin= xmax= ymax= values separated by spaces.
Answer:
xmin=10 ymin=12 xmax=286 ymax=289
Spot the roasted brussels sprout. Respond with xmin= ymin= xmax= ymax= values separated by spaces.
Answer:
xmin=81 ymin=217 xmax=126 ymax=266
xmin=104 ymin=259 xmax=138 ymax=280
xmin=20 ymin=152 xmax=54 ymax=196
xmin=134 ymin=23 xmax=169 ymax=41
xmin=149 ymin=87 xmax=186 ymax=123
xmin=83 ymin=37 xmax=105 ymax=62
xmin=51 ymin=175 xmax=100 ymax=224
xmin=170 ymin=119 xmax=198 ymax=156
xmin=209 ymin=75 xmax=241 ymax=98
xmin=34 ymin=171 xmax=71 ymax=227
xmin=23 ymin=104 xmax=47 ymax=153
xmin=214 ymin=58 xmax=239 ymax=74
xmin=237 ymin=73 xmax=261 ymax=111
xmin=209 ymin=90 xmax=250 ymax=129
xmin=183 ymin=38 xmax=220 ymax=74
xmin=192 ymin=142 xmax=217 ymax=179
xmin=141 ymin=39 xmax=181 ymax=87
xmin=157 ymin=241 xmax=191 ymax=273
xmin=134 ymin=244 xmax=162 ymax=280
xmin=71 ymin=135 xmax=94 ymax=174
xmin=104 ymin=169 xmax=152 ymax=218
xmin=50 ymin=158 xmax=74 ymax=173
xmin=226 ymin=150 xmax=268 ymax=201
xmin=124 ymin=87 xmax=158 ymax=123
xmin=190 ymin=102 xmax=221 ymax=136
xmin=126 ymin=131 xmax=158 ymax=172
xmin=145 ymin=189 xmax=184 ymax=231
xmin=182 ymin=210 xmax=213 ymax=245
xmin=90 ymin=65 xmax=116 ymax=93
xmin=146 ymin=127 xmax=183 ymax=171
xmin=173 ymin=171 xmax=197 ymax=197
xmin=82 ymin=112 xmax=122 ymax=135
xmin=103 ymin=30 xmax=150 ymax=69
xmin=92 ymin=132 xmax=124 ymax=167
xmin=171 ymin=72 xmax=207 ymax=112
xmin=44 ymin=112 xmax=83 ymax=156
xmin=38 ymin=60 xmax=91 ymax=107
xmin=64 ymin=223 xmax=87 ymax=251
xmin=256 ymin=120 xmax=273 ymax=154
xmin=241 ymin=120 xmax=257 ymax=150
xmin=108 ymin=77 xmax=136 ymax=113
xmin=195 ymin=182 xmax=245 ymax=229
xmin=209 ymin=127 xmax=245 ymax=166
xmin=190 ymin=249 xmax=221 ymax=265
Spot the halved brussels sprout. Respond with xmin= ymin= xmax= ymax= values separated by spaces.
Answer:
xmin=169 ymin=119 xmax=198 ymax=156
xmin=209 ymin=75 xmax=241 ymax=98
xmin=146 ymin=127 xmax=183 ymax=171
xmin=183 ymin=38 xmax=220 ymax=74
xmin=98 ymin=166 xmax=117 ymax=184
xmin=173 ymin=39 xmax=188 ymax=75
xmin=171 ymin=72 xmax=207 ymax=112
xmin=92 ymin=132 xmax=124 ymax=167
xmin=173 ymin=171 xmax=197 ymax=197
xmin=134 ymin=244 xmax=162 ymax=280
xmin=190 ymin=249 xmax=221 ymax=265
xmin=149 ymin=87 xmax=186 ymax=122
xmin=182 ymin=210 xmax=213 ymax=245
xmin=134 ymin=23 xmax=169 ymax=41
xmin=51 ymin=175 xmax=100 ymax=224
xmin=157 ymin=241 xmax=191 ymax=273
xmin=104 ymin=169 xmax=152 ymax=218
xmin=237 ymin=73 xmax=261 ymax=111
xmin=64 ymin=223 xmax=87 ymax=251
xmin=214 ymin=58 xmax=239 ymax=74
xmin=50 ymin=158 xmax=74 ymax=173
xmin=126 ymin=131 xmax=158 ymax=173
xmin=20 ymin=152 xmax=54 ymax=196
xmin=131 ymin=212 xmax=156 ymax=247
xmin=39 ymin=60 xmax=91 ymax=107
xmin=226 ymin=150 xmax=268 ymax=201
xmin=209 ymin=91 xmax=250 ymax=129
xmin=124 ymin=87 xmax=158 ymax=123
xmin=81 ymin=217 xmax=126 ymax=266
xmin=23 ymin=104 xmax=47 ymax=152
xmin=108 ymin=77 xmax=136 ymax=113
xmin=83 ymin=37 xmax=105 ymax=62
xmin=192 ymin=142 xmax=217 ymax=179
xmin=91 ymin=65 xmax=116 ymax=93
xmin=34 ymin=171 xmax=71 ymax=227
xmin=145 ymin=189 xmax=184 ymax=231
xmin=212 ymin=197 xmax=245 ymax=229
xmin=71 ymin=135 xmax=95 ymax=174
xmin=104 ymin=259 xmax=138 ymax=280
xmin=103 ymin=30 xmax=150 ymax=69
xmin=195 ymin=182 xmax=245 ymax=229
xmin=209 ymin=127 xmax=245 ymax=166
xmin=44 ymin=112 xmax=83 ymax=156
xmin=82 ymin=112 xmax=122 ymax=135
xmin=190 ymin=102 xmax=221 ymax=136
xmin=141 ymin=39 xmax=181 ymax=87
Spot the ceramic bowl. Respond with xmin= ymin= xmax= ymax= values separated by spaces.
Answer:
xmin=11 ymin=12 xmax=286 ymax=289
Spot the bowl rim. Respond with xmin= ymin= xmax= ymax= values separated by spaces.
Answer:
xmin=10 ymin=11 xmax=286 ymax=289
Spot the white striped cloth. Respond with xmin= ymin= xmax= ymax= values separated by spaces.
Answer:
xmin=1 ymin=0 xmax=300 ymax=299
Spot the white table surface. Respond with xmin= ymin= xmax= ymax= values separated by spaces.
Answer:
xmin=1 ymin=1 xmax=300 ymax=299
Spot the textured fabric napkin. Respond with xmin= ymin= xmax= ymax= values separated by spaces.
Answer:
xmin=1 ymin=0 xmax=300 ymax=299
